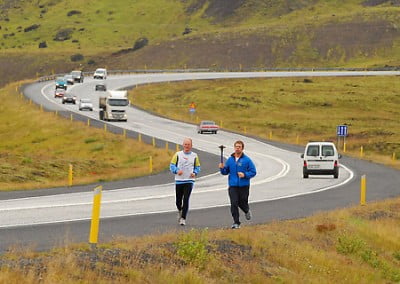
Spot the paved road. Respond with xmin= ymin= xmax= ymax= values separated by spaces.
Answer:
xmin=1 ymin=71 xmax=399 ymax=252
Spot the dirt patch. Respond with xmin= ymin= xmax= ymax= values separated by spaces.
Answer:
xmin=362 ymin=0 xmax=400 ymax=6
xmin=312 ymin=20 xmax=400 ymax=61
xmin=185 ymin=0 xmax=245 ymax=22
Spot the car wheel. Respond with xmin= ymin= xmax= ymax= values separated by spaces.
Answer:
xmin=303 ymin=173 xmax=309 ymax=178
xmin=333 ymin=168 xmax=339 ymax=179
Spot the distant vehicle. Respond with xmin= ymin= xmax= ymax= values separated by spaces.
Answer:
xmin=79 ymin=98 xmax=93 ymax=111
xmin=93 ymin=68 xmax=107 ymax=79
xmin=64 ymin=74 xmax=74 ymax=85
xmin=55 ymin=77 xmax=67 ymax=90
xmin=62 ymin=93 xmax=77 ymax=104
xmin=95 ymin=83 xmax=107 ymax=91
xmin=99 ymin=90 xmax=129 ymax=121
xmin=71 ymin=70 xmax=84 ymax=83
xmin=301 ymin=141 xmax=341 ymax=179
xmin=197 ymin=120 xmax=219 ymax=134
xmin=54 ymin=89 xmax=65 ymax=98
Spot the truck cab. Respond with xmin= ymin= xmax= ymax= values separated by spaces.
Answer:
xmin=99 ymin=90 xmax=129 ymax=121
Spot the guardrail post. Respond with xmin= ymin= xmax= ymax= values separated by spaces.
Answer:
xmin=149 ymin=156 xmax=153 ymax=173
xmin=68 ymin=164 xmax=73 ymax=186
xmin=89 ymin=185 xmax=103 ymax=249
xmin=360 ymin=175 xmax=366 ymax=205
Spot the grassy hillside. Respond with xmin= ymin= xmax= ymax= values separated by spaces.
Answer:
xmin=129 ymin=76 xmax=400 ymax=169
xmin=0 ymin=0 xmax=399 ymax=71
xmin=0 ymin=81 xmax=171 ymax=191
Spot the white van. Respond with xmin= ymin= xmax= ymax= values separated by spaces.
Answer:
xmin=93 ymin=68 xmax=107 ymax=79
xmin=301 ymin=142 xmax=341 ymax=179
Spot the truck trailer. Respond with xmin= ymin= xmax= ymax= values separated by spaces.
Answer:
xmin=99 ymin=90 xmax=129 ymax=122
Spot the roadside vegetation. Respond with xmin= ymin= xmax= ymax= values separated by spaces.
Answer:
xmin=1 ymin=197 xmax=399 ymax=283
xmin=129 ymin=76 xmax=400 ymax=170
xmin=0 ymin=81 xmax=171 ymax=191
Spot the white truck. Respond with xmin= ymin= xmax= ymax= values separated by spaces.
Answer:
xmin=99 ymin=90 xmax=129 ymax=122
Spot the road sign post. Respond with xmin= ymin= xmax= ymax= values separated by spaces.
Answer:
xmin=336 ymin=125 xmax=348 ymax=151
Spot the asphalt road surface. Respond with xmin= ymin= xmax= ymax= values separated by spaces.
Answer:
xmin=1 ymin=71 xmax=399 ymax=252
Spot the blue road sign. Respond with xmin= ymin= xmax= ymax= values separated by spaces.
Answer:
xmin=337 ymin=125 xmax=348 ymax=137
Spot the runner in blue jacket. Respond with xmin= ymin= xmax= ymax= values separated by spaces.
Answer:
xmin=219 ymin=140 xmax=256 ymax=229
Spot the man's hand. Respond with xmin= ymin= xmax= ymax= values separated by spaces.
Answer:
xmin=177 ymin=170 xmax=183 ymax=175
xmin=238 ymin=172 xmax=245 ymax=178
xmin=219 ymin=163 xmax=224 ymax=169
xmin=190 ymin=173 xmax=196 ymax=178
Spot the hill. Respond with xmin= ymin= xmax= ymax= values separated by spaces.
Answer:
xmin=0 ymin=0 xmax=399 ymax=86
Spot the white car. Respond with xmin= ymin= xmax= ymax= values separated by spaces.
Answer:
xmin=93 ymin=68 xmax=107 ymax=79
xmin=79 ymin=98 xmax=93 ymax=111
xmin=301 ymin=142 xmax=341 ymax=179
xmin=197 ymin=120 xmax=219 ymax=134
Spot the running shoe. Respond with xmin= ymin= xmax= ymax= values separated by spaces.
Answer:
xmin=245 ymin=210 xmax=252 ymax=220
xmin=231 ymin=223 xmax=240 ymax=229
xmin=179 ymin=218 xmax=186 ymax=226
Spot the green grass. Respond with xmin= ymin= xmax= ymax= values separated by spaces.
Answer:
xmin=129 ymin=76 xmax=400 ymax=169
xmin=0 ymin=81 xmax=171 ymax=191
xmin=1 ymin=197 xmax=400 ymax=283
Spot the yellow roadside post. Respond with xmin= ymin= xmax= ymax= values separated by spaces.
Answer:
xmin=165 ymin=141 xmax=169 ymax=151
xmin=392 ymin=152 xmax=396 ymax=164
xmin=296 ymin=135 xmax=299 ymax=144
xmin=176 ymin=143 xmax=180 ymax=152
xmin=70 ymin=113 xmax=73 ymax=121
xmin=68 ymin=164 xmax=73 ymax=186
xmin=104 ymin=123 xmax=107 ymax=132
xmin=89 ymin=185 xmax=103 ymax=249
xmin=343 ymin=142 xmax=347 ymax=153
xmin=123 ymin=129 xmax=126 ymax=138
xmin=138 ymin=133 xmax=142 ymax=142
xmin=360 ymin=146 xmax=364 ymax=158
xmin=152 ymin=137 xmax=155 ymax=147
xmin=87 ymin=119 xmax=90 ymax=126
xmin=360 ymin=175 xmax=366 ymax=205
xmin=149 ymin=156 xmax=153 ymax=173
xmin=269 ymin=131 xmax=272 ymax=140
xmin=244 ymin=127 xmax=247 ymax=134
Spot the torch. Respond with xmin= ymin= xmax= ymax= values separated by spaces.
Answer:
xmin=218 ymin=145 xmax=226 ymax=164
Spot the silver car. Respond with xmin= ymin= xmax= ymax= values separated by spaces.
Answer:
xmin=79 ymin=98 xmax=93 ymax=111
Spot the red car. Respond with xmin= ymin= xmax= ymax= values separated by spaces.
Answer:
xmin=197 ymin=120 xmax=219 ymax=134
xmin=54 ymin=89 xmax=65 ymax=98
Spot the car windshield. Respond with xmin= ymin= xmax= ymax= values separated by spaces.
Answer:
xmin=108 ymin=99 xmax=128 ymax=106
xmin=96 ymin=70 xmax=105 ymax=74
xmin=56 ymin=77 xmax=64 ymax=81
xmin=202 ymin=121 xmax=215 ymax=125
xmin=81 ymin=99 xmax=91 ymax=103
xmin=71 ymin=71 xmax=81 ymax=76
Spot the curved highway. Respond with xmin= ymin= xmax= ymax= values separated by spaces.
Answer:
xmin=1 ymin=71 xmax=399 ymax=252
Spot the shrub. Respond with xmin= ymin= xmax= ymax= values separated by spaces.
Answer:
xmin=24 ymin=24 xmax=40 ymax=32
xmin=71 ymin=53 xmax=84 ymax=62
xmin=67 ymin=10 xmax=82 ymax=17
xmin=132 ymin=37 xmax=148 ymax=51
xmin=38 ymin=41 xmax=47 ymax=48
xmin=54 ymin=28 xmax=73 ymax=41
xmin=175 ymin=229 xmax=210 ymax=268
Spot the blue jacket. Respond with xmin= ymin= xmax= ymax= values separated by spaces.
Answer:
xmin=220 ymin=153 xmax=256 ymax=187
